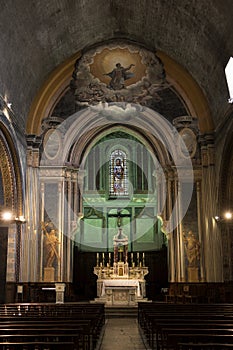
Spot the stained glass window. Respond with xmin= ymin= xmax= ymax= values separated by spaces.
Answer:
xmin=109 ymin=150 xmax=128 ymax=196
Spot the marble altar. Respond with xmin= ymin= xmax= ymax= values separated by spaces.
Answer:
xmin=93 ymin=227 xmax=149 ymax=306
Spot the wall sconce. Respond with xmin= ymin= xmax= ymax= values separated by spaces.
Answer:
xmin=1 ymin=211 xmax=13 ymax=221
xmin=224 ymin=212 xmax=232 ymax=220
xmin=0 ymin=210 xmax=26 ymax=224
xmin=214 ymin=211 xmax=233 ymax=223
xmin=15 ymin=216 xmax=27 ymax=223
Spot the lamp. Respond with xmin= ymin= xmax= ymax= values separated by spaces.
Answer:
xmin=224 ymin=211 xmax=232 ymax=220
xmin=214 ymin=211 xmax=233 ymax=223
xmin=1 ymin=211 xmax=13 ymax=221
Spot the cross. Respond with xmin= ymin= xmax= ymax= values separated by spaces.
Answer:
xmin=108 ymin=208 xmax=130 ymax=227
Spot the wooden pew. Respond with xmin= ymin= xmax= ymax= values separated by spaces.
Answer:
xmin=166 ymin=333 xmax=233 ymax=350
xmin=178 ymin=342 xmax=233 ymax=349
xmin=0 ymin=341 xmax=74 ymax=350
xmin=0 ymin=303 xmax=105 ymax=350
xmin=156 ymin=323 xmax=233 ymax=350
xmin=138 ymin=302 xmax=233 ymax=350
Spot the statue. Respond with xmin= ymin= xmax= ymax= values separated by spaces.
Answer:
xmin=41 ymin=222 xmax=60 ymax=268
xmin=183 ymin=231 xmax=200 ymax=267
xmin=45 ymin=229 xmax=60 ymax=267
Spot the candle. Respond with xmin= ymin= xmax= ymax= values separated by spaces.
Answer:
xmin=143 ymin=253 xmax=145 ymax=259
xmin=102 ymin=252 xmax=105 ymax=260
xmin=137 ymin=252 xmax=139 ymax=259
xmin=131 ymin=252 xmax=133 ymax=260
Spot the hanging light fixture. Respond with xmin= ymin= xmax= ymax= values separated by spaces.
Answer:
xmin=225 ymin=57 xmax=233 ymax=103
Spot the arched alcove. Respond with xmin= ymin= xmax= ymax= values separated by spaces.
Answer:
xmin=0 ymin=123 xmax=23 ymax=213
xmin=0 ymin=121 xmax=24 ymax=300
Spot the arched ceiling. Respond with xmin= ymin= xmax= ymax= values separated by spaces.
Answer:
xmin=1 ymin=0 xmax=233 ymax=130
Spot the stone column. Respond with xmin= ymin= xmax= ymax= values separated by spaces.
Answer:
xmin=173 ymin=179 xmax=181 ymax=281
xmin=73 ymin=171 xmax=78 ymax=218
xmin=77 ymin=169 xmax=86 ymax=214
xmin=57 ymin=181 xmax=63 ymax=282
xmin=196 ymin=180 xmax=205 ymax=281
xmin=201 ymin=133 xmax=223 ymax=282
xmin=39 ymin=182 xmax=45 ymax=282
xmin=177 ymin=180 xmax=185 ymax=282
xmin=22 ymin=135 xmax=41 ymax=282
xmin=65 ymin=169 xmax=72 ymax=282
xmin=167 ymin=172 xmax=175 ymax=282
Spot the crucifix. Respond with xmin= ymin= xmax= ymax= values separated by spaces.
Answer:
xmin=109 ymin=209 xmax=130 ymax=266
xmin=108 ymin=208 xmax=131 ymax=228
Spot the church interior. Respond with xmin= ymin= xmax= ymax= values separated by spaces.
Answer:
xmin=0 ymin=1 xmax=233 ymax=349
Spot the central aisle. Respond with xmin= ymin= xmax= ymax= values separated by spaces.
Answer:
xmin=100 ymin=317 xmax=147 ymax=350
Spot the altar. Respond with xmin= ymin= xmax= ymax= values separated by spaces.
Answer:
xmin=101 ymin=279 xmax=140 ymax=297
xmin=93 ymin=227 xmax=149 ymax=306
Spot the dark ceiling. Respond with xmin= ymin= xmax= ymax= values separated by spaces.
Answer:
xmin=0 ymin=0 xmax=233 ymax=129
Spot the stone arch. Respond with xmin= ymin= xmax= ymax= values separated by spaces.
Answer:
xmin=0 ymin=122 xmax=23 ymax=215
xmin=40 ymin=104 xmax=193 ymax=237
xmin=42 ymin=104 xmax=188 ymax=171
xmin=69 ymin=124 xmax=170 ymax=168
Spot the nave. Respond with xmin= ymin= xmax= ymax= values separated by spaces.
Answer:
xmin=100 ymin=317 xmax=146 ymax=350
xmin=0 ymin=3 xmax=233 ymax=350
xmin=0 ymin=301 xmax=233 ymax=349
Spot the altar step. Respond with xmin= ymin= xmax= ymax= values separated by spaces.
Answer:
xmin=105 ymin=306 xmax=138 ymax=318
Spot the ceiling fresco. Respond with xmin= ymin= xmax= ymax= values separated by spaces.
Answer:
xmin=52 ymin=41 xmax=189 ymax=123
xmin=70 ymin=41 xmax=166 ymax=107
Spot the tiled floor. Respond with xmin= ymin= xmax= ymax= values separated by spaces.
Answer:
xmin=100 ymin=318 xmax=147 ymax=349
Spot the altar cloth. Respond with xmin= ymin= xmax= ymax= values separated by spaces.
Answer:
xmin=101 ymin=279 xmax=141 ymax=297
